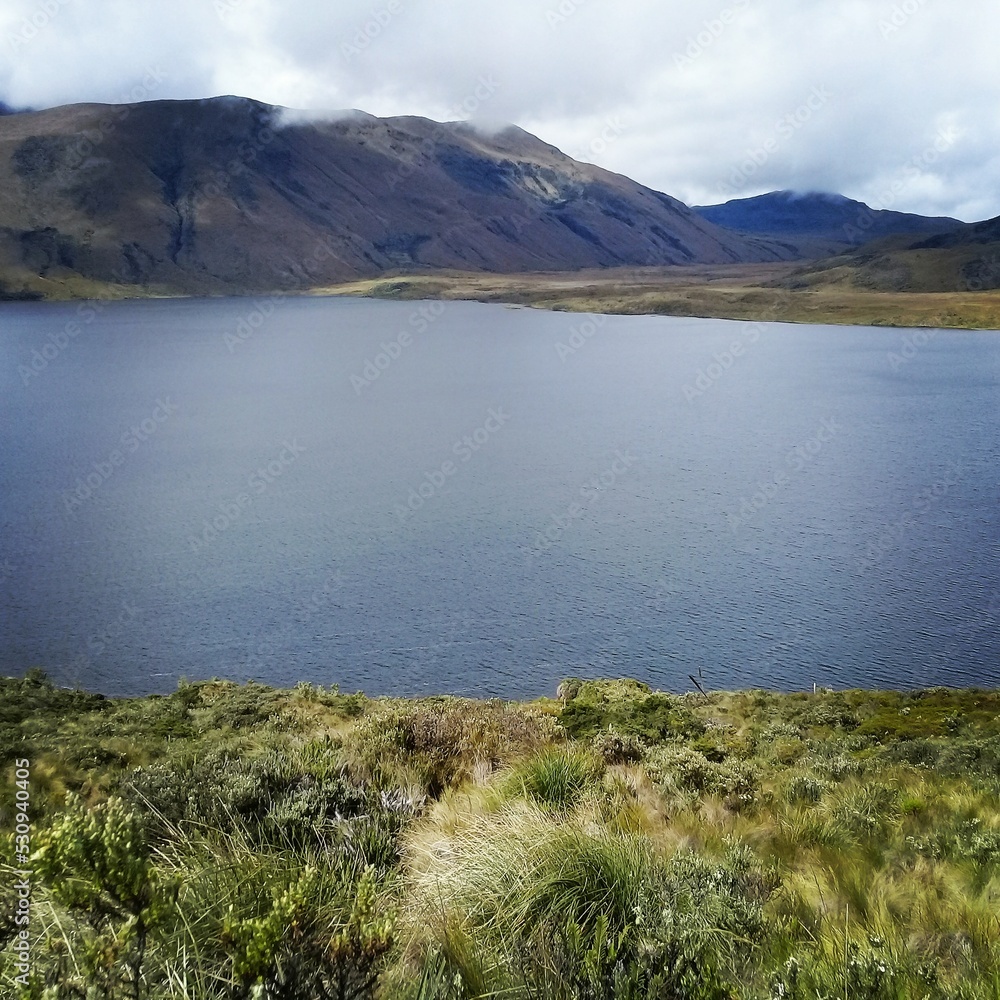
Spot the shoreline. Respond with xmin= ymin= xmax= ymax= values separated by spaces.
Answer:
xmin=4 ymin=262 xmax=1000 ymax=329
xmin=315 ymin=264 xmax=1000 ymax=330
xmin=5 ymin=669 xmax=997 ymax=703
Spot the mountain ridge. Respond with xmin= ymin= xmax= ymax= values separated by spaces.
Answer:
xmin=693 ymin=189 xmax=963 ymax=247
xmin=0 ymin=96 xmax=812 ymax=298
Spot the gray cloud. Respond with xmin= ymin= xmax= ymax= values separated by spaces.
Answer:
xmin=2 ymin=0 xmax=997 ymax=220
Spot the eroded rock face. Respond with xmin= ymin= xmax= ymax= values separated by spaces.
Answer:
xmin=0 ymin=97 xmax=804 ymax=295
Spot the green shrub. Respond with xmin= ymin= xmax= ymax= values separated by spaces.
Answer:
xmin=814 ymin=753 xmax=867 ymax=781
xmin=557 ymin=681 xmax=705 ymax=742
xmin=832 ymin=782 xmax=901 ymax=840
xmin=768 ymin=940 xmax=924 ymax=1000
xmin=31 ymin=795 xmax=179 ymax=996
xmin=122 ymin=748 xmax=418 ymax=864
xmin=799 ymin=697 xmax=860 ymax=730
xmin=591 ymin=727 xmax=645 ymax=764
xmin=785 ymin=774 xmax=830 ymax=804
xmin=0 ymin=671 xmax=108 ymax=764
xmin=650 ymin=746 xmax=760 ymax=808
xmin=406 ymin=826 xmax=777 ymax=1000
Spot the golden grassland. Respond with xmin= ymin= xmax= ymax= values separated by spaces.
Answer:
xmin=7 ymin=261 xmax=1000 ymax=329
xmin=317 ymin=263 xmax=1000 ymax=330
xmin=3 ymin=671 xmax=1000 ymax=998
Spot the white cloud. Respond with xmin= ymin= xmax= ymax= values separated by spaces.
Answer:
xmin=1 ymin=0 xmax=997 ymax=221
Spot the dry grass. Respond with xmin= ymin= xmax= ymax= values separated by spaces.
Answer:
xmin=316 ymin=264 xmax=1000 ymax=329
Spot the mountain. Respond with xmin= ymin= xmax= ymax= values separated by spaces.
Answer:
xmin=784 ymin=215 xmax=1000 ymax=293
xmin=693 ymin=190 xmax=962 ymax=247
xmin=0 ymin=97 xmax=813 ymax=298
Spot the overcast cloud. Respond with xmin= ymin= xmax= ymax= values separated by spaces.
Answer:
xmin=2 ymin=0 xmax=997 ymax=221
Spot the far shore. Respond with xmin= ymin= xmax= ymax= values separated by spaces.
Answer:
xmin=316 ymin=263 xmax=1000 ymax=330
xmin=5 ymin=262 xmax=1000 ymax=329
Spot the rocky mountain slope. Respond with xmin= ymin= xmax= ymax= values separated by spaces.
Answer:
xmin=0 ymin=97 xmax=811 ymax=298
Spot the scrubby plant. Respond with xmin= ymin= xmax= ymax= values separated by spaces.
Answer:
xmin=344 ymin=698 xmax=555 ymax=795
xmin=591 ymin=726 xmax=645 ymax=764
xmin=122 ymin=746 xmax=417 ymax=866
xmin=649 ymin=745 xmax=760 ymax=810
xmin=769 ymin=943 xmax=910 ymax=1000
xmin=813 ymin=752 xmax=867 ymax=782
xmin=403 ymin=821 xmax=777 ymax=1000
xmin=31 ymin=795 xmax=179 ymax=998
xmin=785 ymin=773 xmax=830 ymax=804
xmin=558 ymin=681 xmax=705 ymax=741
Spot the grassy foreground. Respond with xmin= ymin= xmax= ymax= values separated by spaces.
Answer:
xmin=2 ymin=672 xmax=1000 ymax=999
xmin=318 ymin=265 xmax=1000 ymax=330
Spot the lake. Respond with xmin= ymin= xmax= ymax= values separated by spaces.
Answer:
xmin=1 ymin=295 xmax=999 ymax=698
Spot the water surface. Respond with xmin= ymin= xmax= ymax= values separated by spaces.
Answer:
xmin=1 ymin=296 xmax=998 ymax=697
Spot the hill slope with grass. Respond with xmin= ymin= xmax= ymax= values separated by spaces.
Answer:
xmin=784 ymin=214 xmax=1000 ymax=293
xmin=3 ymin=671 xmax=1000 ymax=997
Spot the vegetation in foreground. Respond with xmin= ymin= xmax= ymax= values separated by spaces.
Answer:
xmin=2 ymin=671 xmax=1000 ymax=998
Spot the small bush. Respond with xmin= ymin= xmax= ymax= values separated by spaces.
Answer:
xmin=799 ymin=698 xmax=860 ymax=730
xmin=770 ymin=949 xmax=904 ymax=1000
xmin=650 ymin=746 xmax=760 ymax=808
xmin=785 ymin=774 xmax=830 ymax=804
xmin=345 ymin=699 xmax=555 ymax=795
xmin=557 ymin=682 xmax=705 ymax=742
xmin=121 ymin=748 xmax=419 ymax=864
xmin=406 ymin=827 xmax=777 ymax=1000
xmin=591 ymin=728 xmax=645 ymax=765
xmin=814 ymin=753 xmax=867 ymax=781
xmin=832 ymin=782 xmax=900 ymax=840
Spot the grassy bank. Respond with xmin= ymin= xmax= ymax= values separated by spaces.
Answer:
xmin=7 ymin=263 xmax=1000 ymax=329
xmin=318 ymin=265 xmax=1000 ymax=330
xmin=2 ymin=671 xmax=1000 ymax=998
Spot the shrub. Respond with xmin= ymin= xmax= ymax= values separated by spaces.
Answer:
xmin=937 ymin=737 xmax=1000 ymax=781
xmin=814 ymin=753 xmax=867 ymax=781
xmin=832 ymin=782 xmax=900 ymax=840
xmin=785 ymin=774 xmax=830 ymax=804
xmin=32 ymin=796 xmax=179 ymax=996
xmin=650 ymin=746 xmax=760 ymax=808
xmin=591 ymin=727 xmax=645 ymax=764
xmin=883 ymin=737 xmax=941 ymax=769
xmin=799 ymin=698 xmax=860 ymax=730
xmin=0 ymin=672 xmax=108 ymax=764
xmin=769 ymin=944 xmax=910 ymax=1000
xmin=345 ymin=699 xmax=555 ymax=795
xmin=121 ymin=748 xmax=419 ymax=864
xmin=557 ymin=682 xmax=705 ymax=742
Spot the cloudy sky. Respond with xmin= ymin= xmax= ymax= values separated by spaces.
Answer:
xmin=2 ymin=0 xmax=998 ymax=221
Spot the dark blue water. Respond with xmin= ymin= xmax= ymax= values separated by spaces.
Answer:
xmin=2 ymin=296 xmax=998 ymax=697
